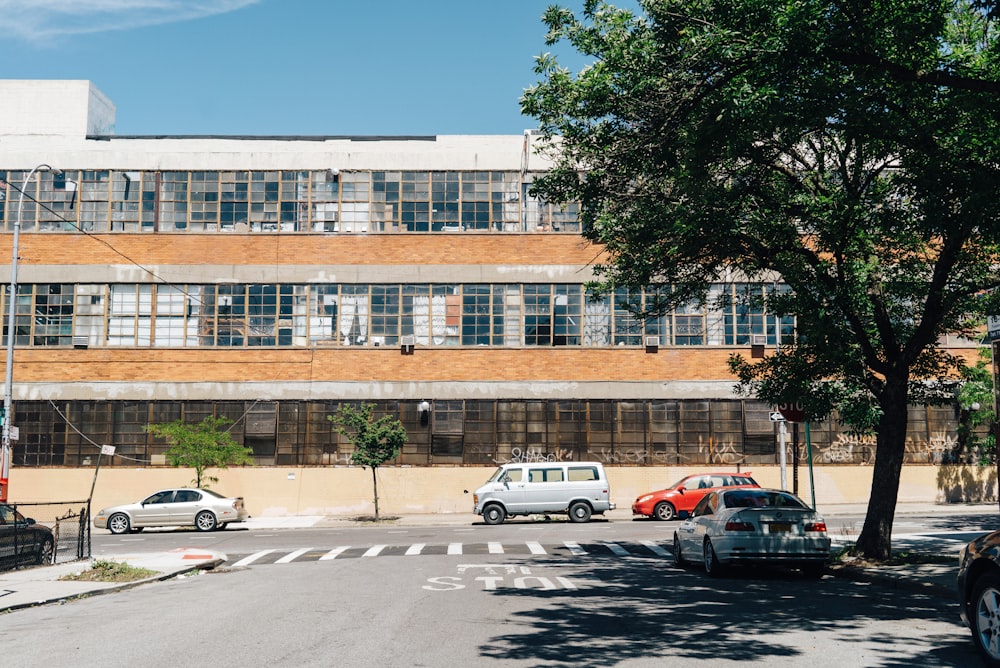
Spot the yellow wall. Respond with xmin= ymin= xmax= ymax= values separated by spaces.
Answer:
xmin=11 ymin=464 xmax=997 ymax=517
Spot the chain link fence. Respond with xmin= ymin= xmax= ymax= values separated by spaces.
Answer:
xmin=1 ymin=501 xmax=90 ymax=571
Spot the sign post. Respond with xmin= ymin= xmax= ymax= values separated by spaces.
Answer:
xmin=770 ymin=411 xmax=788 ymax=490
xmin=776 ymin=402 xmax=816 ymax=508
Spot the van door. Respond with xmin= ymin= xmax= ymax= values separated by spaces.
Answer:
xmin=496 ymin=466 xmax=528 ymax=514
xmin=523 ymin=465 xmax=566 ymax=513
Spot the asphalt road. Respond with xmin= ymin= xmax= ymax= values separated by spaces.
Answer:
xmin=3 ymin=508 xmax=988 ymax=667
xmin=1 ymin=538 xmax=981 ymax=667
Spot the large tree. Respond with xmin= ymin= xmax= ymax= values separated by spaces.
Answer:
xmin=522 ymin=0 xmax=1000 ymax=558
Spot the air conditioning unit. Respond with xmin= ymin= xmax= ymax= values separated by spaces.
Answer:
xmin=644 ymin=336 xmax=659 ymax=352
xmin=400 ymin=335 xmax=415 ymax=355
xmin=751 ymin=334 xmax=767 ymax=346
xmin=72 ymin=336 xmax=89 ymax=349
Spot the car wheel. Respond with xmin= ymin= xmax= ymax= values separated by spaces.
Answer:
xmin=216 ymin=523 xmax=228 ymax=531
xmin=970 ymin=570 xmax=1000 ymax=666
xmin=108 ymin=513 xmax=131 ymax=535
xmin=673 ymin=534 xmax=685 ymax=566
xmin=483 ymin=504 xmax=506 ymax=525
xmin=654 ymin=502 xmax=676 ymax=521
xmin=703 ymin=538 xmax=724 ymax=577
xmin=568 ymin=502 xmax=592 ymax=523
xmin=195 ymin=510 xmax=217 ymax=532
xmin=35 ymin=537 xmax=54 ymax=565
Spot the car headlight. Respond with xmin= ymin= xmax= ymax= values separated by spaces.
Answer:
xmin=638 ymin=495 xmax=653 ymax=503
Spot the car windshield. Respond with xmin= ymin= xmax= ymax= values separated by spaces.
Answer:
xmin=486 ymin=467 xmax=506 ymax=483
xmin=724 ymin=490 xmax=808 ymax=509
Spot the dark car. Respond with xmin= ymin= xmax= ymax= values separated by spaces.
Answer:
xmin=958 ymin=529 xmax=1000 ymax=666
xmin=0 ymin=503 xmax=55 ymax=569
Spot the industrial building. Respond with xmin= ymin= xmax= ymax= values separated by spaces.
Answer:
xmin=0 ymin=80 xmax=975 ymax=513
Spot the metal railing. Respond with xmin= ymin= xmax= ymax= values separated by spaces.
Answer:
xmin=1 ymin=501 xmax=90 ymax=571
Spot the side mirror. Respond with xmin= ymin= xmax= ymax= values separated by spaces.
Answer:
xmin=500 ymin=474 xmax=511 ymax=484
xmin=677 ymin=486 xmax=686 ymax=494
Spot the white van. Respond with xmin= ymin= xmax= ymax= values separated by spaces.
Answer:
xmin=472 ymin=461 xmax=615 ymax=525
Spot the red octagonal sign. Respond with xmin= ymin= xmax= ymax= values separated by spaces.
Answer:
xmin=776 ymin=402 xmax=807 ymax=423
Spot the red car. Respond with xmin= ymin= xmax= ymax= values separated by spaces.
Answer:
xmin=631 ymin=472 xmax=760 ymax=521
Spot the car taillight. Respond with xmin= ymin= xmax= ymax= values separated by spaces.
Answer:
xmin=725 ymin=521 xmax=755 ymax=532
xmin=805 ymin=522 xmax=827 ymax=532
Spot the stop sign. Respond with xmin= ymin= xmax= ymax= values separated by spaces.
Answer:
xmin=776 ymin=402 xmax=807 ymax=423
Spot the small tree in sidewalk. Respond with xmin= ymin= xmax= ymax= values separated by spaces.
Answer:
xmin=329 ymin=403 xmax=407 ymax=519
xmin=145 ymin=416 xmax=253 ymax=488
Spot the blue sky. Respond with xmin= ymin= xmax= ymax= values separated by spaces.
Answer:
xmin=0 ymin=0 xmax=610 ymax=136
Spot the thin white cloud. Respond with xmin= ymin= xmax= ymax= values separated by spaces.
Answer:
xmin=0 ymin=0 xmax=260 ymax=42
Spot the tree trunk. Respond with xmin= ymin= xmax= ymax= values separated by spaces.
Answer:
xmin=855 ymin=374 xmax=909 ymax=560
xmin=371 ymin=466 xmax=380 ymax=518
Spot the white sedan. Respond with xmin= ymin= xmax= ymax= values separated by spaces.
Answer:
xmin=94 ymin=488 xmax=248 ymax=534
xmin=672 ymin=488 xmax=831 ymax=577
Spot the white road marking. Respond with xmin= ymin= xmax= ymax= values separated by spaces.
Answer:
xmin=276 ymin=548 xmax=312 ymax=564
xmin=640 ymin=540 xmax=670 ymax=556
xmin=231 ymin=549 xmax=275 ymax=567
xmin=488 ymin=542 xmax=504 ymax=554
xmin=604 ymin=542 xmax=630 ymax=556
xmin=405 ymin=543 xmax=425 ymax=556
xmin=563 ymin=541 xmax=586 ymax=556
xmin=526 ymin=541 xmax=546 ymax=555
xmin=320 ymin=546 xmax=351 ymax=560
xmin=448 ymin=543 xmax=463 ymax=555
xmin=363 ymin=545 xmax=387 ymax=557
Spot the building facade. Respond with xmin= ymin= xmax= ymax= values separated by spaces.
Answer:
xmin=0 ymin=80 xmax=976 ymax=485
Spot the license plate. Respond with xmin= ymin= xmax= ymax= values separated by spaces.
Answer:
xmin=768 ymin=522 xmax=791 ymax=533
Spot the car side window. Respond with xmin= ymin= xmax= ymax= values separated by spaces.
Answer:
xmin=692 ymin=495 xmax=713 ymax=517
xmin=567 ymin=466 xmax=598 ymax=481
xmin=529 ymin=468 xmax=564 ymax=483
xmin=692 ymin=476 xmax=711 ymax=489
xmin=145 ymin=491 xmax=175 ymax=504
xmin=174 ymin=490 xmax=200 ymax=503
xmin=505 ymin=469 xmax=523 ymax=482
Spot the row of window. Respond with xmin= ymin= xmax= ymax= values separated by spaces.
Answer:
xmin=0 ymin=169 xmax=578 ymax=233
xmin=2 ymin=282 xmax=794 ymax=348
xmin=9 ymin=399 xmax=967 ymax=468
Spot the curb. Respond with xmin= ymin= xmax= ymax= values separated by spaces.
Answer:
xmin=0 ymin=557 xmax=224 ymax=614
xmin=826 ymin=563 xmax=953 ymax=597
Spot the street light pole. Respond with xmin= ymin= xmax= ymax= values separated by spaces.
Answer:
xmin=2 ymin=164 xmax=60 ymax=502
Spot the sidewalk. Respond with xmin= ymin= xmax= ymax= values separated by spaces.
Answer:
xmin=1 ymin=503 xmax=993 ymax=614
xmin=0 ymin=547 xmax=225 ymax=613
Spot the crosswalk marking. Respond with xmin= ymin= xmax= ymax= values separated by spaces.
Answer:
xmin=320 ymin=546 xmax=351 ymax=560
xmin=604 ymin=542 xmax=630 ymax=556
xmin=225 ymin=540 xmax=674 ymax=567
xmin=276 ymin=547 xmax=312 ymax=564
xmin=640 ymin=540 xmax=670 ymax=557
xmin=231 ymin=549 xmax=275 ymax=567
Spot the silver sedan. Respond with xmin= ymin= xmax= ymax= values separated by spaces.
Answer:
xmin=93 ymin=488 xmax=248 ymax=534
xmin=673 ymin=488 xmax=831 ymax=577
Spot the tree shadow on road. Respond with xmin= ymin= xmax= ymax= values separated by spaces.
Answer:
xmin=476 ymin=549 xmax=975 ymax=667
